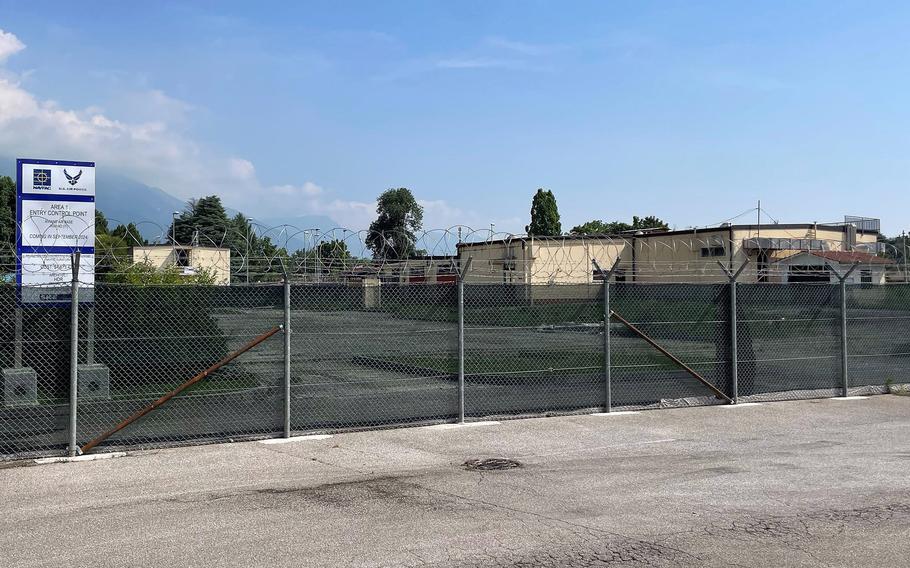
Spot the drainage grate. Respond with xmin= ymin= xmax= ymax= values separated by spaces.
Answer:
xmin=462 ymin=458 xmax=522 ymax=471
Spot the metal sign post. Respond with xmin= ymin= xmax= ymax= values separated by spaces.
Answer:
xmin=68 ymin=252 xmax=81 ymax=457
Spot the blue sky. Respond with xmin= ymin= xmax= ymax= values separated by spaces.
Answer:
xmin=0 ymin=1 xmax=908 ymax=234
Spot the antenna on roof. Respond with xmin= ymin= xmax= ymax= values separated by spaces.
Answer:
xmin=757 ymin=200 xmax=761 ymax=239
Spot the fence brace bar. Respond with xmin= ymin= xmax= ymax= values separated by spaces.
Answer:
xmin=717 ymin=260 xmax=749 ymax=403
xmin=456 ymin=257 xmax=473 ymax=423
xmin=280 ymin=259 xmax=292 ymax=437
xmin=592 ymin=258 xmax=622 ymax=412
xmin=610 ymin=310 xmax=733 ymax=404
xmin=828 ymin=262 xmax=859 ymax=397
xmin=68 ymin=252 xmax=81 ymax=457
xmin=80 ymin=326 xmax=283 ymax=454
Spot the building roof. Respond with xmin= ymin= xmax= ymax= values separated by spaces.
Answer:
xmin=131 ymin=245 xmax=229 ymax=252
xmin=806 ymin=251 xmax=894 ymax=265
xmin=456 ymin=222 xmax=876 ymax=249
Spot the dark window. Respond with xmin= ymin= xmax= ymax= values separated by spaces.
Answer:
xmin=700 ymin=246 xmax=725 ymax=258
xmin=788 ymin=265 xmax=830 ymax=283
xmin=861 ymin=270 xmax=872 ymax=284
xmin=175 ymin=249 xmax=190 ymax=267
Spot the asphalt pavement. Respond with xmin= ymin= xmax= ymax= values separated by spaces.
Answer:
xmin=2 ymin=394 xmax=909 ymax=567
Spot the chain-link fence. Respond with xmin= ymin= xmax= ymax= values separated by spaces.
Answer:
xmin=2 ymin=279 xmax=908 ymax=460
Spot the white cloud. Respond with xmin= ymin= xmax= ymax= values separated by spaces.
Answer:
xmin=435 ymin=57 xmax=520 ymax=70
xmin=0 ymin=27 xmax=402 ymax=230
xmin=0 ymin=30 xmax=24 ymax=63
xmin=484 ymin=36 xmax=563 ymax=56
xmin=229 ymin=157 xmax=255 ymax=180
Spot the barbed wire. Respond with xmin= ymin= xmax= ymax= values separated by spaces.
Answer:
xmin=6 ymin=215 xmax=909 ymax=285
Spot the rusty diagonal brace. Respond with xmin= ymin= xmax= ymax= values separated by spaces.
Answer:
xmin=609 ymin=310 xmax=733 ymax=403
xmin=80 ymin=325 xmax=283 ymax=454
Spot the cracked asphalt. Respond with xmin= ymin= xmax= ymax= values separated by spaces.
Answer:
xmin=3 ymin=395 xmax=909 ymax=567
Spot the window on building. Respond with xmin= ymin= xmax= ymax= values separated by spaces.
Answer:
xmin=700 ymin=246 xmax=725 ymax=258
xmin=174 ymin=248 xmax=190 ymax=267
xmin=860 ymin=270 xmax=872 ymax=284
xmin=788 ymin=265 xmax=830 ymax=283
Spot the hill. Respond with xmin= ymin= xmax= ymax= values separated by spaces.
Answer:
xmin=1 ymin=158 xmax=339 ymax=250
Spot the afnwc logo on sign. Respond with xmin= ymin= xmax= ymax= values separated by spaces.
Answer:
xmin=33 ymin=169 xmax=51 ymax=187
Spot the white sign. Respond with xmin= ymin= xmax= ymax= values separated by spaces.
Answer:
xmin=20 ymin=199 xmax=95 ymax=248
xmin=19 ymin=162 xmax=95 ymax=197
xmin=19 ymin=253 xmax=95 ymax=303
xmin=20 ymin=253 xmax=95 ymax=286
xmin=16 ymin=158 xmax=96 ymax=304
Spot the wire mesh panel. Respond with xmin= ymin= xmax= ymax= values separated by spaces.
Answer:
xmin=0 ymin=286 xmax=72 ymax=458
xmin=610 ymin=283 xmax=730 ymax=409
xmin=737 ymin=283 xmax=841 ymax=400
xmin=463 ymin=284 xmax=605 ymax=419
xmin=290 ymin=282 xmax=458 ymax=432
xmin=846 ymin=284 xmax=910 ymax=389
xmin=76 ymin=283 xmax=285 ymax=451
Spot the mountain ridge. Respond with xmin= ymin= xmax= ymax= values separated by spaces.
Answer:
xmin=1 ymin=158 xmax=339 ymax=251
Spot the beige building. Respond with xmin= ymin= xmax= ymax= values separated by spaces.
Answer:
xmin=455 ymin=222 xmax=883 ymax=285
xmin=771 ymin=251 xmax=893 ymax=284
xmin=130 ymin=245 xmax=232 ymax=285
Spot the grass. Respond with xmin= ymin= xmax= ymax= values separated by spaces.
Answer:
xmin=369 ymin=350 xmax=679 ymax=375
xmin=34 ymin=375 xmax=260 ymax=405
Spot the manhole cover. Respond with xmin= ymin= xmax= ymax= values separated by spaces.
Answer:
xmin=462 ymin=458 xmax=522 ymax=471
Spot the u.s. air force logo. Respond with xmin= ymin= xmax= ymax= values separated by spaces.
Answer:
xmin=64 ymin=169 xmax=82 ymax=186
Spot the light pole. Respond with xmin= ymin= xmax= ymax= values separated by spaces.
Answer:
xmin=246 ymin=218 xmax=255 ymax=284
xmin=300 ymin=228 xmax=319 ymax=282
xmin=171 ymin=211 xmax=180 ymax=265
xmin=903 ymin=230 xmax=908 ymax=283
xmin=489 ymin=223 xmax=495 ymax=242
xmin=313 ymin=228 xmax=321 ymax=282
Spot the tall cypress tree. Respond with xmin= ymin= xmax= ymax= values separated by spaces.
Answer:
xmin=526 ymin=188 xmax=562 ymax=236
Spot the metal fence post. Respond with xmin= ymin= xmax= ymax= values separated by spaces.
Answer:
xmin=604 ymin=277 xmax=611 ymax=411
xmin=827 ymin=262 xmax=858 ymax=398
xmin=457 ymin=276 xmax=465 ymax=423
xmin=592 ymin=258 xmax=621 ymax=412
xmin=456 ymin=257 xmax=472 ymax=423
xmin=840 ymin=277 xmax=848 ymax=397
xmin=718 ymin=260 xmax=748 ymax=404
xmin=283 ymin=276 xmax=291 ymax=437
xmin=69 ymin=252 xmax=81 ymax=457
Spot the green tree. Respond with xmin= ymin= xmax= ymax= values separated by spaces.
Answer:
xmin=878 ymin=232 xmax=910 ymax=262
xmin=570 ymin=215 xmax=669 ymax=235
xmin=366 ymin=188 xmax=424 ymax=259
xmin=316 ymin=239 xmax=351 ymax=262
xmin=526 ymin=188 xmax=561 ymax=236
xmin=95 ymin=209 xmax=110 ymax=236
xmin=169 ymin=195 xmax=232 ymax=247
xmin=111 ymin=222 xmax=145 ymax=245
xmin=570 ymin=220 xmax=633 ymax=235
xmin=631 ymin=215 xmax=669 ymax=231
xmin=0 ymin=176 xmax=15 ymax=274
xmin=103 ymin=261 xmax=217 ymax=285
